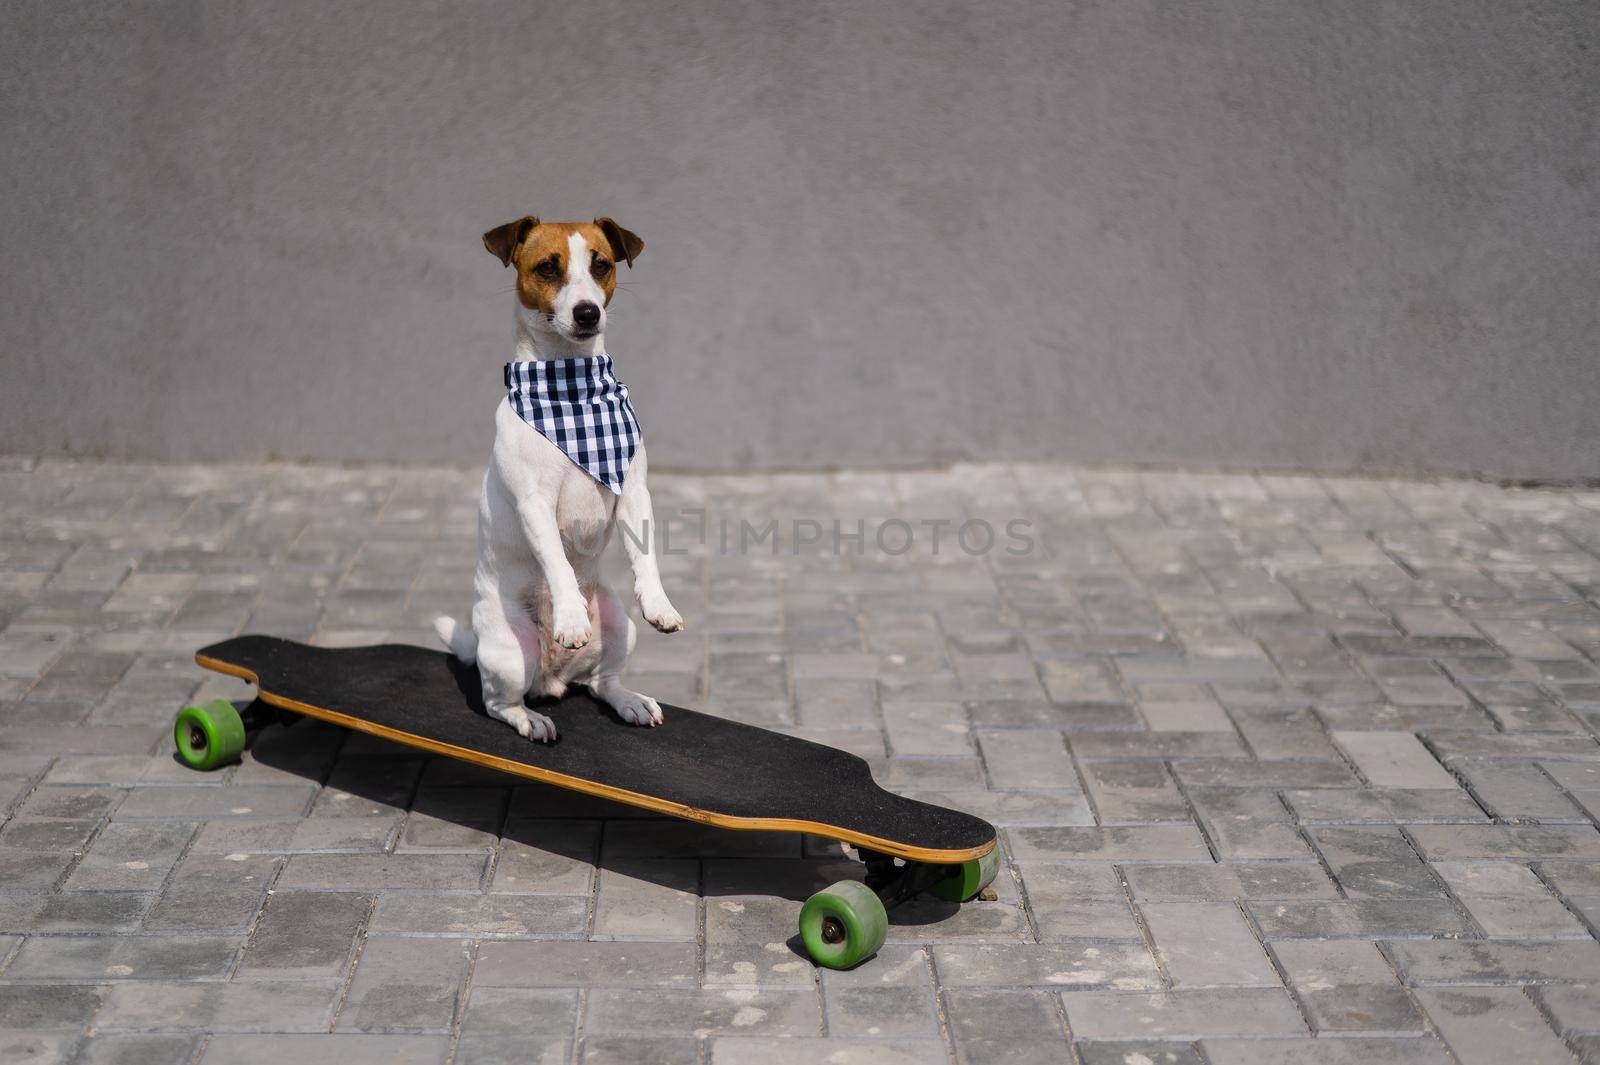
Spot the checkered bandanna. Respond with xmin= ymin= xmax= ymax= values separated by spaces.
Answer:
xmin=504 ymin=356 xmax=641 ymax=495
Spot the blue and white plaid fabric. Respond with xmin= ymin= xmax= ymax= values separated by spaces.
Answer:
xmin=504 ymin=355 xmax=641 ymax=495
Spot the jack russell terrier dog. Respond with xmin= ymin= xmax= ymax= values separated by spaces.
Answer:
xmin=433 ymin=216 xmax=682 ymax=743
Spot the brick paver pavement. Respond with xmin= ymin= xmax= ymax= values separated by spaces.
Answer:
xmin=2 ymin=456 xmax=1599 ymax=1063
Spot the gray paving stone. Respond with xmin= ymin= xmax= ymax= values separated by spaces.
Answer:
xmin=14 ymin=785 xmax=125 ymax=820
xmin=1006 ymin=825 xmax=1212 ymax=863
xmin=1386 ymin=940 xmax=1600 ymax=985
xmin=704 ymin=938 xmax=814 ymax=988
xmin=491 ymin=819 xmax=599 ymax=894
xmin=1078 ymin=760 xmax=1192 ymax=822
xmin=1140 ymin=902 xmax=1278 ymax=987
xmin=888 ymin=887 xmax=1033 ymax=943
xmin=702 ymin=895 xmax=812 ymax=987
xmin=1072 ymin=730 xmax=1249 ymax=761
xmin=1330 ymin=731 xmax=1459 ymax=789
xmin=1170 ymin=758 xmax=1358 ymax=789
xmin=709 ymin=1037 xmax=938 ymax=1065
xmin=0 ymin=982 xmax=106 ymax=1029
xmin=1309 ymin=826 xmax=1447 ymax=898
xmin=1282 ymin=787 xmax=1487 ymax=824
xmin=113 ymin=784 xmax=316 ymax=820
xmin=1414 ymin=987 xmax=1577 ymax=1065
xmin=1061 ymin=988 xmax=1306 ymax=1040
xmin=396 ymin=787 xmax=505 ymax=851
xmin=592 ymin=858 xmax=698 ymax=939
xmin=910 ymin=787 xmax=1095 ymax=827
xmin=1425 ymin=730 xmax=1600 ymax=762
xmin=275 ymin=853 xmax=488 ymax=891
xmin=933 ymin=942 xmax=1160 ymax=989
xmin=336 ymin=936 xmax=472 ymax=1032
xmin=0 ymin=725 xmax=163 ymax=757
xmin=0 ymin=1032 xmax=78 ymax=1064
xmin=1433 ymin=860 xmax=1591 ymax=938
xmin=471 ymin=940 xmax=698 ymax=987
xmin=1076 ymin=1042 xmax=1203 ymax=1065
xmin=63 ymin=821 xmax=195 ymax=891
xmin=812 ymin=944 xmax=940 ymax=1038
xmin=583 ymin=1035 xmax=700 ymax=1065
xmin=942 ymin=987 xmax=1069 ymax=1064
xmin=197 ymin=1034 xmax=450 ymax=1065
xmin=1203 ymin=818 xmax=1312 ymax=862
xmin=1538 ymin=862 xmax=1600 ymax=897
xmin=144 ymin=850 xmax=281 ymax=927
xmin=286 ymin=816 xmax=401 ymax=852
xmin=1124 ymin=862 xmax=1337 ymax=901
xmin=236 ymin=891 xmax=371 ymax=979
xmin=0 ymin=816 xmax=102 ymax=852
xmin=881 ymin=701 xmax=973 ymax=757
xmin=1020 ymin=864 xmax=1144 ymax=939
xmin=1196 ymin=1037 xmax=1453 ymax=1064
xmin=454 ymin=986 xmax=575 ymax=1064
xmin=0 ymin=891 xmax=150 ymax=933
xmin=313 ymin=759 xmax=423 ymax=816
xmin=1248 ymin=899 xmax=1471 ymax=939
xmin=1456 ymin=759 xmax=1590 ymax=822
xmin=0 ymin=848 xmax=79 ymax=892
xmin=369 ymin=893 xmax=587 ymax=937
xmin=1407 ymin=824 xmax=1600 ymax=861
xmin=1532 ymin=981 xmax=1600 ymax=1037
xmin=94 ymin=980 xmax=340 ymax=1032
xmin=583 ymin=988 xmax=819 ymax=1036
xmin=1269 ymin=940 xmax=1423 ymax=1034
xmin=4 ymin=934 xmax=240 ymax=980
xmin=79 ymin=1032 xmax=202 ymax=1065
xmin=976 ymin=729 xmax=1081 ymax=790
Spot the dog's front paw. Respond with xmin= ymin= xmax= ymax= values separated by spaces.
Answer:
xmin=492 ymin=705 xmax=558 ymax=744
xmin=551 ymin=604 xmax=593 ymax=649
xmin=637 ymin=589 xmax=683 ymax=634
xmin=616 ymin=690 xmax=665 ymax=728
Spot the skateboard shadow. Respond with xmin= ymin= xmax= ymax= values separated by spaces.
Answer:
xmin=238 ymin=699 xmax=962 ymax=938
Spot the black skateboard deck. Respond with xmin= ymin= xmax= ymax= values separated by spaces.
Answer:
xmin=195 ymin=635 xmax=997 ymax=863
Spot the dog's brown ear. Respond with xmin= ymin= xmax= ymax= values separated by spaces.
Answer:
xmin=594 ymin=217 xmax=643 ymax=267
xmin=483 ymin=216 xmax=539 ymax=267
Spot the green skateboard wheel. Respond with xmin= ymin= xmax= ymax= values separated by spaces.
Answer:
xmin=799 ymin=880 xmax=888 ymax=969
xmin=928 ymin=847 xmax=1000 ymax=903
xmin=173 ymin=699 xmax=247 ymax=771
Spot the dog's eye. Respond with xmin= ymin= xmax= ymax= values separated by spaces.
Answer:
xmin=534 ymin=260 xmax=560 ymax=280
xmin=591 ymin=259 xmax=612 ymax=278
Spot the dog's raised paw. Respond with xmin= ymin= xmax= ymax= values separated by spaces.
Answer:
xmin=550 ymin=605 xmax=593 ymax=649
xmin=638 ymin=591 xmax=683 ymax=634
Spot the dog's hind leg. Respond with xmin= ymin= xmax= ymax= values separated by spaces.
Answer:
xmin=471 ymin=596 xmax=558 ymax=742
xmin=431 ymin=614 xmax=478 ymax=664
xmin=586 ymin=584 xmax=663 ymax=727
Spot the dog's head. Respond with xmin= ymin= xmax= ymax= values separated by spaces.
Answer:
xmin=483 ymin=216 xmax=643 ymax=343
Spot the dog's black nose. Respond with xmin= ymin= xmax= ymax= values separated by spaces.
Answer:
xmin=573 ymin=302 xmax=601 ymax=329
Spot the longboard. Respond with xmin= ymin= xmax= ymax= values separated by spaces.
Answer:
xmin=191 ymin=635 xmax=997 ymax=865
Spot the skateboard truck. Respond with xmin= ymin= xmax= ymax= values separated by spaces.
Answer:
xmin=796 ymin=845 xmax=1000 ymax=969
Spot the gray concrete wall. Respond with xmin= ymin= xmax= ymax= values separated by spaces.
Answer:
xmin=2 ymin=2 xmax=1596 ymax=479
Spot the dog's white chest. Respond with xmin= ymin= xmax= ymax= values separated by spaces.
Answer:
xmin=489 ymin=399 xmax=616 ymax=555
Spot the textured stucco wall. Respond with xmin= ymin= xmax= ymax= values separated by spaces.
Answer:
xmin=2 ymin=2 xmax=1596 ymax=478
